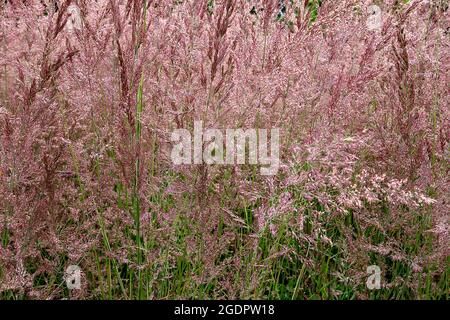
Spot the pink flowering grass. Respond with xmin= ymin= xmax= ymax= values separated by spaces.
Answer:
xmin=0 ymin=0 xmax=448 ymax=299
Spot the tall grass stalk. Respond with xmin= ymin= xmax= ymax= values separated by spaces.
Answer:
xmin=132 ymin=0 xmax=148 ymax=299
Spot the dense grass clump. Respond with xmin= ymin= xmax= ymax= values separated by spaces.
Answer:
xmin=0 ymin=0 xmax=448 ymax=300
